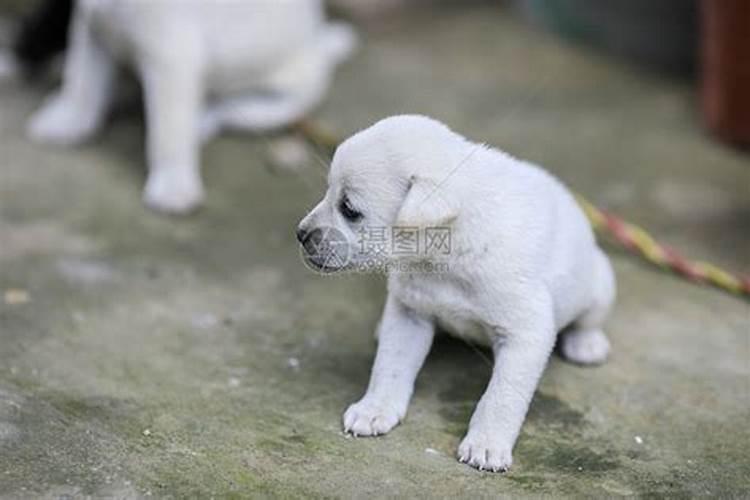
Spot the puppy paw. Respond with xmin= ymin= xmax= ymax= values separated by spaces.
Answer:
xmin=343 ymin=398 xmax=403 ymax=437
xmin=560 ymin=328 xmax=610 ymax=366
xmin=143 ymin=167 xmax=204 ymax=214
xmin=457 ymin=432 xmax=513 ymax=472
xmin=27 ymin=95 xmax=98 ymax=145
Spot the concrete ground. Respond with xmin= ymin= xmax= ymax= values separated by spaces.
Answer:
xmin=1 ymin=4 xmax=749 ymax=498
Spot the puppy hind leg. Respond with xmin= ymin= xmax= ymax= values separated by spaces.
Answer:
xmin=559 ymin=250 xmax=615 ymax=365
xmin=200 ymin=40 xmax=334 ymax=141
xmin=27 ymin=5 xmax=115 ymax=145
xmin=200 ymin=88 xmax=322 ymax=141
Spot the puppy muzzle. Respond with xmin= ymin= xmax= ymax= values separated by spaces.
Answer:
xmin=297 ymin=226 xmax=351 ymax=273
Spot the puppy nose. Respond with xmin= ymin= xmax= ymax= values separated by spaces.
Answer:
xmin=296 ymin=227 xmax=309 ymax=244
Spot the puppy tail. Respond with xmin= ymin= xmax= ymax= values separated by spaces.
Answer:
xmin=321 ymin=22 xmax=358 ymax=65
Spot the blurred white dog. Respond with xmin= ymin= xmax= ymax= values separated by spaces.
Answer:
xmin=297 ymin=115 xmax=616 ymax=472
xmin=27 ymin=0 xmax=355 ymax=213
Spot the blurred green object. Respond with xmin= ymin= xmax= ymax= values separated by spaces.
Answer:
xmin=517 ymin=0 xmax=698 ymax=74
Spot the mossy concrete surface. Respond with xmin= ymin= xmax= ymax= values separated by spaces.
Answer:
xmin=1 ymin=5 xmax=749 ymax=498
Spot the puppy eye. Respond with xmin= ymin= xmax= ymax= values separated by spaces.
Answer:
xmin=339 ymin=195 xmax=363 ymax=222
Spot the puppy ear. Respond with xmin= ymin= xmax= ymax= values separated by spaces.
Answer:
xmin=395 ymin=176 xmax=459 ymax=228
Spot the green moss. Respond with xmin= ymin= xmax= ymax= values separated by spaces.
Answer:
xmin=526 ymin=392 xmax=586 ymax=430
xmin=539 ymin=444 xmax=619 ymax=472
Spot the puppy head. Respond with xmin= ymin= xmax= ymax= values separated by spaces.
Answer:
xmin=297 ymin=115 xmax=469 ymax=273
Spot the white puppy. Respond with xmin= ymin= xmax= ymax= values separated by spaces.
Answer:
xmin=27 ymin=0 xmax=355 ymax=213
xmin=297 ymin=115 xmax=615 ymax=472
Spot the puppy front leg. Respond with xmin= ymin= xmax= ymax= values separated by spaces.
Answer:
xmin=27 ymin=5 xmax=115 ymax=144
xmin=140 ymin=56 xmax=204 ymax=214
xmin=458 ymin=301 xmax=556 ymax=472
xmin=344 ymin=296 xmax=434 ymax=436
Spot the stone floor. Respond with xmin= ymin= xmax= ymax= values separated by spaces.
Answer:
xmin=1 ymin=4 xmax=749 ymax=498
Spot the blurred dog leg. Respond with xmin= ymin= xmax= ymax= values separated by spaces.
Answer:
xmin=26 ymin=5 xmax=114 ymax=145
xmin=201 ymin=91 xmax=321 ymax=141
xmin=140 ymin=43 xmax=205 ymax=214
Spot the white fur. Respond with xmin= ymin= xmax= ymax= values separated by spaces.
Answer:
xmin=298 ymin=115 xmax=616 ymax=472
xmin=27 ymin=0 xmax=355 ymax=213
